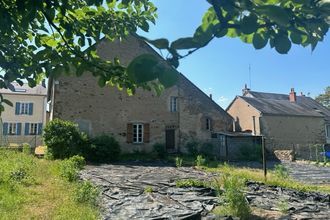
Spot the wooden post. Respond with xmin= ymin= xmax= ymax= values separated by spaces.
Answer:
xmin=262 ymin=136 xmax=267 ymax=181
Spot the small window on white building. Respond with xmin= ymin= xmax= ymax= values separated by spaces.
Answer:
xmin=20 ymin=103 xmax=29 ymax=114
xmin=29 ymin=123 xmax=38 ymax=135
xmin=8 ymin=123 xmax=17 ymax=135
xmin=170 ymin=97 xmax=178 ymax=112
xmin=133 ymin=123 xmax=144 ymax=143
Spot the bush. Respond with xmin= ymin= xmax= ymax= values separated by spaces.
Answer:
xmin=238 ymin=144 xmax=262 ymax=161
xmin=59 ymin=156 xmax=86 ymax=182
xmin=153 ymin=143 xmax=167 ymax=159
xmin=43 ymin=119 xmax=88 ymax=159
xmin=195 ymin=155 xmax=206 ymax=167
xmin=221 ymin=174 xmax=251 ymax=219
xmin=84 ymin=135 xmax=121 ymax=163
xmin=185 ymin=141 xmax=199 ymax=156
xmin=175 ymin=157 xmax=183 ymax=167
xmin=74 ymin=181 xmax=100 ymax=206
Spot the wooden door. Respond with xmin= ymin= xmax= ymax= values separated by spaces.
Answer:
xmin=165 ymin=129 xmax=175 ymax=150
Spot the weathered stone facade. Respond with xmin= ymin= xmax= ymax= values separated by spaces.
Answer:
xmin=49 ymin=36 xmax=233 ymax=153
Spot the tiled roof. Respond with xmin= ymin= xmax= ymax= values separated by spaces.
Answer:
xmin=241 ymin=91 xmax=330 ymax=118
xmin=0 ymin=83 xmax=47 ymax=96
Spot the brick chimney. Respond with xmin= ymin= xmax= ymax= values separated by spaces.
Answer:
xmin=289 ymin=88 xmax=296 ymax=102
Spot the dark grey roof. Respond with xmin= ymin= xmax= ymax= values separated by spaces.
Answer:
xmin=0 ymin=83 xmax=47 ymax=96
xmin=241 ymin=91 xmax=330 ymax=118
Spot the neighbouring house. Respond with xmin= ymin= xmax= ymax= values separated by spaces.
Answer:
xmin=0 ymin=83 xmax=47 ymax=147
xmin=227 ymin=85 xmax=330 ymax=159
xmin=47 ymin=35 xmax=233 ymax=153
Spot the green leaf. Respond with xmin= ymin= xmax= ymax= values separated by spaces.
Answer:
xmin=240 ymin=14 xmax=258 ymax=34
xmin=2 ymin=99 xmax=13 ymax=107
xmin=274 ymin=35 xmax=291 ymax=54
xmin=158 ymin=68 xmax=179 ymax=88
xmin=256 ymin=5 xmax=290 ymax=27
xmin=253 ymin=33 xmax=268 ymax=49
xmin=213 ymin=24 xmax=228 ymax=38
xmin=240 ymin=34 xmax=254 ymax=44
xmin=147 ymin=38 xmax=169 ymax=49
xmin=171 ymin=37 xmax=200 ymax=50
xmin=98 ymin=77 xmax=106 ymax=87
xmin=290 ymin=32 xmax=304 ymax=44
xmin=127 ymin=54 xmax=159 ymax=83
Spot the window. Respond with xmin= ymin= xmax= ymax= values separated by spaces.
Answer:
xmin=8 ymin=123 xmax=17 ymax=135
xmin=16 ymin=102 xmax=33 ymax=115
xmin=133 ymin=123 xmax=144 ymax=143
xmin=326 ymin=125 xmax=330 ymax=138
xmin=29 ymin=123 xmax=38 ymax=135
xmin=206 ymin=118 xmax=212 ymax=131
xmin=20 ymin=103 xmax=29 ymax=114
xmin=170 ymin=97 xmax=178 ymax=112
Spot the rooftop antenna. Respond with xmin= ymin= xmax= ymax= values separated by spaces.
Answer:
xmin=248 ymin=64 xmax=252 ymax=89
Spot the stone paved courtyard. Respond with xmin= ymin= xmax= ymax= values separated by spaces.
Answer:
xmin=80 ymin=162 xmax=330 ymax=220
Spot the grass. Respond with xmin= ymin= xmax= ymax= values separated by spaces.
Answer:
xmin=0 ymin=150 xmax=100 ymax=220
xmin=204 ymin=163 xmax=330 ymax=194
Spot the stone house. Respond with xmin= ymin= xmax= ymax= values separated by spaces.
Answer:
xmin=227 ymin=86 xmax=330 ymax=158
xmin=0 ymin=83 xmax=47 ymax=147
xmin=48 ymin=36 xmax=233 ymax=153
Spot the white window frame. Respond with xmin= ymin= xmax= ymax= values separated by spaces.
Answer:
xmin=29 ymin=123 xmax=38 ymax=135
xmin=8 ymin=123 xmax=17 ymax=135
xmin=170 ymin=97 xmax=178 ymax=112
xmin=133 ymin=123 xmax=144 ymax=144
xmin=20 ymin=102 xmax=29 ymax=115
xmin=206 ymin=118 xmax=211 ymax=131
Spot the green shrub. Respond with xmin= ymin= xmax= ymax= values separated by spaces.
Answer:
xmin=175 ymin=157 xmax=183 ymax=167
xmin=274 ymin=164 xmax=289 ymax=179
xmin=22 ymin=143 xmax=31 ymax=155
xmin=144 ymin=186 xmax=153 ymax=193
xmin=83 ymin=134 xmax=120 ymax=163
xmin=195 ymin=155 xmax=206 ymax=167
xmin=59 ymin=156 xmax=86 ymax=182
xmin=185 ymin=141 xmax=199 ymax=156
xmin=176 ymin=179 xmax=207 ymax=188
xmin=221 ymin=174 xmax=251 ymax=219
xmin=74 ymin=181 xmax=100 ymax=206
xmin=43 ymin=119 xmax=88 ymax=159
xmin=199 ymin=142 xmax=215 ymax=158
xmin=9 ymin=168 xmax=28 ymax=182
xmin=238 ymin=144 xmax=262 ymax=161
xmin=69 ymin=155 xmax=86 ymax=170
xmin=153 ymin=143 xmax=167 ymax=159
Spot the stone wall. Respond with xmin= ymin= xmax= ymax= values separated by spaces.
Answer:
xmin=52 ymin=36 xmax=233 ymax=153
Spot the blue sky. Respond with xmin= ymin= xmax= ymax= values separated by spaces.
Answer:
xmin=140 ymin=0 xmax=330 ymax=108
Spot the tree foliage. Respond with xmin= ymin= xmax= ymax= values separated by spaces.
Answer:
xmin=147 ymin=0 xmax=330 ymax=67
xmin=316 ymin=86 xmax=330 ymax=108
xmin=0 ymin=0 xmax=329 ymax=110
